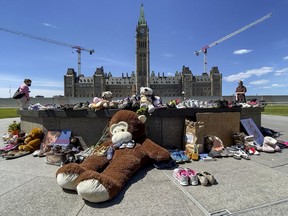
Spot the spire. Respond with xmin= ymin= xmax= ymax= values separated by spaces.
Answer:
xmin=138 ymin=4 xmax=146 ymax=25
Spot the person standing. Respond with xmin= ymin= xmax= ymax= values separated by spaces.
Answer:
xmin=235 ymin=80 xmax=247 ymax=102
xmin=17 ymin=79 xmax=32 ymax=110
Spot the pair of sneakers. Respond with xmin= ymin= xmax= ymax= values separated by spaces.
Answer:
xmin=173 ymin=167 xmax=198 ymax=186
xmin=197 ymin=172 xmax=217 ymax=186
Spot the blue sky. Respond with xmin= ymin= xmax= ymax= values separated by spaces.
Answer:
xmin=0 ymin=0 xmax=287 ymax=98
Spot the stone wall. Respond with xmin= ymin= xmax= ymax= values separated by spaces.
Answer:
xmin=19 ymin=107 xmax=263 ymax=149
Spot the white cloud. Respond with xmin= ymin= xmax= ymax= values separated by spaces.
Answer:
xmin=275 ymin=67 xmax=288 ymax=76
xmin=256 ymin=83 xmax=287 ymax=90
xmin=283 ymin=56 xmax=288 ymax=61
xmin=223 ymin=67 xmax=274 ymax=82
xmin=271 ymin=83 xmax=286 ymax=87
xmin=249 ymin=79 xmax=269 ymax=85
xmin=233 ymin=49 xmax=252 ymax=55
xmin=42 ymin=22 xmax=56 ymax=28
xmin=167 ymin=72 xmax=172 ymax=76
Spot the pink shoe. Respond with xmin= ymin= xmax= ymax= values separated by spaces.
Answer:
xmin=173 ymin=167 xmax=189 ymax=186
xmin=0 ymin=144 xmax=17 ymax=151
xmin=185 ymin=168 xmax=198 ymax=186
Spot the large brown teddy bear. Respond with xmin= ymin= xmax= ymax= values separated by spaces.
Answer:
xmin=56 ymin=110 xmax=171 ymax=203
xmin=18 ymin=128 xmax=43 ymax=153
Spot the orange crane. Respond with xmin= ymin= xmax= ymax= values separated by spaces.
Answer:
xmin=194 ymin=13 xmax=272 ymax=73
xmin=0 ymin=26 xmax=95 ymax=76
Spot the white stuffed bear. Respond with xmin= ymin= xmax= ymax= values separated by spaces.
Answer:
xmin=140 ymin=87 xmax=155 ymax=113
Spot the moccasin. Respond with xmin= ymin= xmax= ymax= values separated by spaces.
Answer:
xmin=197 ymin=173 xmax=208 ymax=186
xmin=202 ymin=171 xmax=216 ymax=185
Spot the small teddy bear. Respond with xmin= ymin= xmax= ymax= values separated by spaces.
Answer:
xmin=18 ymin=128 xmax=43 ymax=153
xmin=139 ymin=87 xmax=155 ymax=113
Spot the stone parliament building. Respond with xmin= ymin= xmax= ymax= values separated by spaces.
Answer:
xmin=64 ymin=4 xmax=222 ymax=98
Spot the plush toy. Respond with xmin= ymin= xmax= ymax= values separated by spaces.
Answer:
xmin=131 ymin=94 xmax=140 ymax=110
xmin=117 ymin=97 xmax=132 ymax=110
xmin=18 ymin=128 xmax=43 ymax=153
xmin=151 ymin=94 xmax=163 ymax=108
xmin=89 ymin=91 xmax=116 ymax=110
xmin=139 ymin=87 xmax=156 ymax=113
xmin=56 ymin=110 xmax=171 ymax=203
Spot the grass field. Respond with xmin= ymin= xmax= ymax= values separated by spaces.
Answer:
xmin=0 ymin=106 xmax=287 ymax=119
xmin=0 ymin=108 xmax=20 ymax=119
xmin=263 ymin=105 xmax=288 ymax=116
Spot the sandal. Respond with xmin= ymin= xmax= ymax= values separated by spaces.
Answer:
xmin=178 ymin=150 xmax=191 ymax=162
xmin=169 ymin=150 xmax=183 ymax=163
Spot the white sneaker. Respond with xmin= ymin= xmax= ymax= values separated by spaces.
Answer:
xmin=185 ymin=168 xmax=198 ymax=186
xmin=173 ymin=167 xmax=189 ymax=186
xmin=2 ymin=133 xmax=12 ymax=141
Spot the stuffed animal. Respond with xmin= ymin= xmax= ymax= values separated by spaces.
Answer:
xmin=117 ymin=97 xmax=132 ymax=110
xmin=89 ymin=91 xmax=115 ymax=110
xmin=56 ymin=110 xmax=171 ymax=203
xmin=131 ymin=94 xmax=140 ymax=110
xmin=151 ymin=94 xmax=163 ymax=108
xmin=139 ymin=87 xmax=155 ymax=113
xmin=18 ymin=128 xmax=43 ymax=153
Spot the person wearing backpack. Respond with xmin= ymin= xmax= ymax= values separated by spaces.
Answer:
xmin=17 ymin=78 xmax=32 ymax=110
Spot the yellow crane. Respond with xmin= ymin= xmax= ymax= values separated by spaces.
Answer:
xmin=194 ymin=13 xmax=272 ymax=73
xmin=0 ymin=26 xmax=95 ymax=76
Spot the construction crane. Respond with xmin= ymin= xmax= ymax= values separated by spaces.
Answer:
xmin=0 ymin=26 xmax=95 ymax=76
xmin=194 ymin=13 xmax=272 ymax=73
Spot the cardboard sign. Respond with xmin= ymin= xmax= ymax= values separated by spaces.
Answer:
xmin=240 ymin=118 xmax=264 ymax=146
xmin=196 ymin=112 xmax=240 ymax=148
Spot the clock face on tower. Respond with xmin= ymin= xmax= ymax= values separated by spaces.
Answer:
xmin=140 ymin=28 xmax=145 ymax=34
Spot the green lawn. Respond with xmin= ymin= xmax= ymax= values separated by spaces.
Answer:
xmin=0 ymin=106 xmax=287 ymax=119
xmin=263 ymin=105 xmax=288 ymax=116
xmin=0 ymin=108 xmax=20 ymax=119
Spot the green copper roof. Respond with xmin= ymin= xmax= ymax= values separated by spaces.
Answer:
xmin=138 ymin=4 xmax=146 ymax=25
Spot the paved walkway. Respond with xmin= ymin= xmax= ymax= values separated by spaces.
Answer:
xmin=0 ymin=115 xmax=287 ymax=216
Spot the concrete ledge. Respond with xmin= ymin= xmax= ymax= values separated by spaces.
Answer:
xmin=19 ymin=107 xmax=263 ymax=149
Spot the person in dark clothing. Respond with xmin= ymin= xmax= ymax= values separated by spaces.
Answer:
xmin=235 ymin=80 xmax=247 ymax=102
